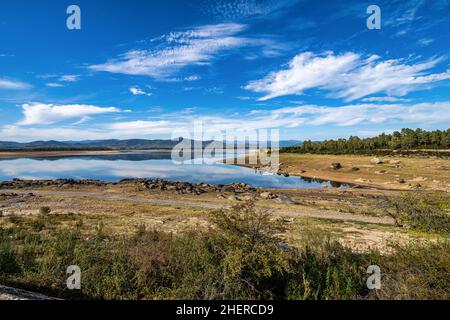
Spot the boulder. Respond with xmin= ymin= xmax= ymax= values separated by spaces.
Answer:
xmin=371 ymin=158 xmax=383 ymax=164
xmin=259 ymin=192 xmax=277 ymax=200
xmin=276 ymin=169 xmax=290 ymax=177
xmin=330 ymin=163 xmax=342 ymax=170
xmin=275 ymin=195 xmax=299 ymax=205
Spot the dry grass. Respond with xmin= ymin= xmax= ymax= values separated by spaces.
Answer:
xmin=1 ymin=186 xmax=447 ymax=253
xmin=277 ymin=153 xmax=450 ymax=191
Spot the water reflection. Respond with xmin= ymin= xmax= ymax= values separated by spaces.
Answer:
xmin=0 ymin=152 xmax=347 ymax=189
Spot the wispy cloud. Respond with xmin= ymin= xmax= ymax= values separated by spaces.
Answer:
xmin=89 ymin=23 xmax=282 ymax=80
xmin=16 ymin=103 xmax=122 ymax=126
xmin=418 ymin=38 xmax=434 ymax=46
xmin=361 ymin=97 xmax=411 ymax=103
xmin=389 ymin=0 xmax=424 ymax=27
xmin=264 ymin=102 xmax=450 ymax=127
xmin=204 ymin=0 xmax=300 ymax=20
xmin=89 ymin=23 xmax=249 ymax=80
xmin=383 ymin=0 xmax=449 ymax=37
xmin=0 ymin=78 xmax=31 ymax=90
xmin=129 ymin=86 xmax=153 ymax=96
xmin=39 ymin=74 xmax=80 ymax=87
xmin=46 ymin=83 xmax=65 ymax=88
xmin=245 ymin=52 xmax=450 ymax=101
xmin=58 ymin=74 xmax=80 ymax=82
xmin=4 ymin=100 xmax=450 ymax=141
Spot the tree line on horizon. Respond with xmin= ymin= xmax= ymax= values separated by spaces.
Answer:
xmin=283 ymin=128 xmax=450 ymax=154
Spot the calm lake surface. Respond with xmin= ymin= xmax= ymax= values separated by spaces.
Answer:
xmin=0 ymin=151 xmax=345 ymax=189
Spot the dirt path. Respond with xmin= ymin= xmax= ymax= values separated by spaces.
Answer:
xmin=3 ymin=189 xmax=394 ymax=225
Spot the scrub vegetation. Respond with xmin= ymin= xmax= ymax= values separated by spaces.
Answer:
xmin=1 ymin=201 xmax=448 ymax=300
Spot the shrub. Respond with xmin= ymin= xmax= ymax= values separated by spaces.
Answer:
xmin=134 ymin=223 xmax=146 ymax=237
xmin=75 ymin=218 xmax=83 ymax=230
xmin=371 ymin=241 xmax=450 ymax=300
xmin=7 ymin=214 xmax=21 ymax=224
xmin=286 ymin=236 xmax=366 ymax=300
xmin=29 ymin=217 xmax=46 ymax=231
xmin=211 ymin=201 xmax=287 ymax=245
xmin=39 ymin=207 xmax=51 ymax=215
xmin=208 ymin=201 xmax=291 ymax=299
xmin=0 ymin=228 xmax=20 ymax=276
xmin=95 ymin=221 xmax=107 ymax=238
xmin=386 ymin=192 xmax=450 ymax=233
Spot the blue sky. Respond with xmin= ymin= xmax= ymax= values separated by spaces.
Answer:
xmin=0 ymin=0 xmax=449 ymax=142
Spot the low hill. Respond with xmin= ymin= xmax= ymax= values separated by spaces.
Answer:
xmin=0 ymin=139 xmax=301 ymax=151
xmin=0 ymin=139 xmax=199 ymax=151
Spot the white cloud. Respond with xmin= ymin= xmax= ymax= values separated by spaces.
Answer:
xmin=0 ymin=125 xmax=107 ymax=141
xmin=3 ymin=101 xmax=450 ymax=141
xmin=0 ymin=78 xmax=31 ymax=90
xmin=361 ymin=97 xmax=411 ymax=103
xmin=72 ymin=116 xmax=91 ymax=125
xmin=17 ymin=103 xmax=122 ymax=126
xmin=245 ymin=52 xmax=450 ymax=101
xmin=58 ymin=74 xmax=80 ymax=82
xmin=107 ymin=120 xmax=176 ymax=135
xmin=205 ymin=0 xmax=300 ymax=20
xmin=0 ymin=120 xmax=178 ymax=142
xmin=89 ymin=24 xmax=251 ymax=80
xmin=129 ymin=86 xmax=153 ymax=96
xmin=418 ymin=38 xmax=434 ymax=46
xmin=184 ymin=75 xmax=200 ymax=81
xmin=236 ymin=96 xmax=252 ymax=100
xmin=265 ymin=102 xmax=450 ymax=127
xmin=46 ymin=83 xmax=64 ymax=88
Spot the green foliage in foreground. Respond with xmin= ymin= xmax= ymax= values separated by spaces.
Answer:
xmin=0 ymin=202 xmax=449 ymax=300
xmin=283 ymin=128 xmax=450 ymax=154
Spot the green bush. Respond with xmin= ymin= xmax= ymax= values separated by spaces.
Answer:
xmin=386 ymin=192 xmax=450 ymax=233
xmin=29 ymin=217 xmax=46 ymax=231
xmin=0 ymin=228 xmax=20 ymax=276
xmin=208 ymin=201 xmax=291 ymax=299
xmin=286 ymin=237 xmax=366 ymax=300
xmin=39 ymin=207 xmax=51 ymax=215
xmin=371 ymin=241 xmax=450 ymax=300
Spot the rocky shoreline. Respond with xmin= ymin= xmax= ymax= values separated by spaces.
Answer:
xmin=0 ymin=178 xmax=294 ymax=203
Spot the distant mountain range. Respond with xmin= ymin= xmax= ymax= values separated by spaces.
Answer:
xmin=0 ymin=139 xmax=302 ymax=150
xmin=278 ymin=140 xmax=302 ymax=148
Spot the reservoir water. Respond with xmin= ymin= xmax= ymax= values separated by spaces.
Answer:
xmin=0 ymin=151 xmax=346 ymax=189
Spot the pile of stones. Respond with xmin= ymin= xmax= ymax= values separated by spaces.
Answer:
xmin=120 ymin=178 xmax=258 ymax=195
xmin=0 ymin=179 xmax=105 ymax=189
